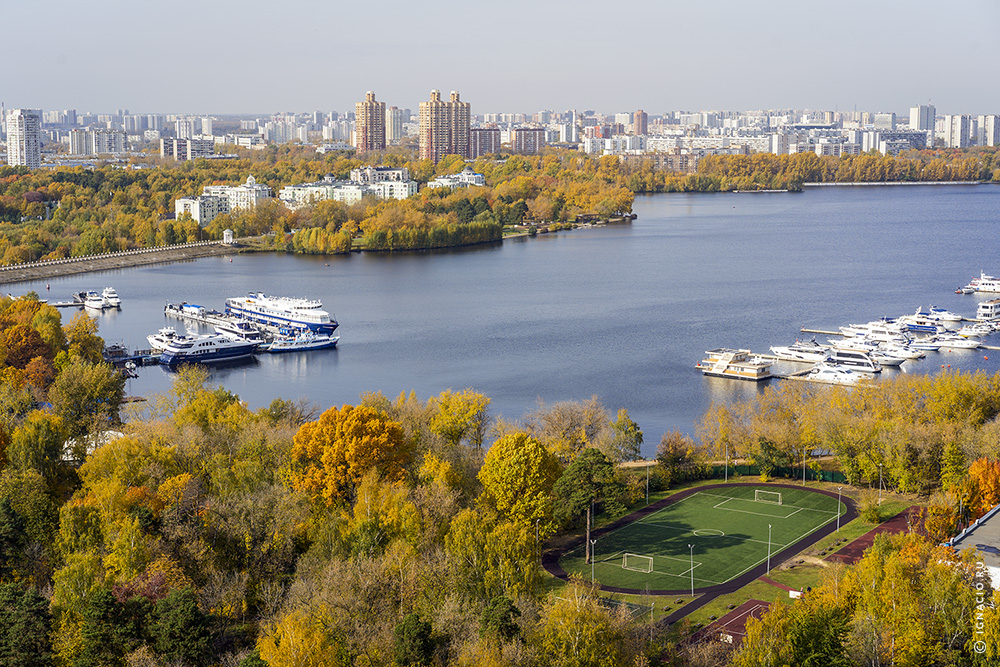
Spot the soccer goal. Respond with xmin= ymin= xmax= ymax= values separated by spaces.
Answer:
xmin=754 ymin=489 xmax=783 ymax=505
xmin=622 ymin=553 xmax=654 ymax=573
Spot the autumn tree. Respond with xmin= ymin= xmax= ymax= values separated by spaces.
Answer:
xmin=428 ymin=388 xmax=490 ymax=448
xmin=478 ymin=432 xmax=560 ymax=527
xmin=62 ymin=313 xmax=104 ymax=365
xmin=552 ymin=448 xmax=624 ymax=564
xmin=290 ymin=404 xmax=411 ymax=505
xmin=47 ymin=358 xmax=126 ymax=442
xmin=604 ymin=408 xmax=643 ymax=463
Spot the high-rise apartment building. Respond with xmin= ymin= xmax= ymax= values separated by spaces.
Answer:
xmin=909 ymin=104 xmax=935 ymax=131
xmin=978 ymin=115 xmax=1000 ymax=147
xmin=6 ymin=108 xmax=41 ymax=169
xmin=633 ymin=109 xmax=648 ymax=136
xmin=511 ymin=128 xmax=546 ymax=155
xmin=385 ymin=106 xmax=403 ymax=145
xmin=470 ymin=128 xmax=501 ymax=158
xmin=943 ymin=114 xmax=970 ymax=148
xmin=355 ymin=91 xmax=386 ymax=154
xmin=419 ymin=90 xmax=470 ymax=162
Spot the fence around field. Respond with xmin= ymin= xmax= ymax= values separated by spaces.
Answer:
xmin=709 ymin=464 xmax=849 ymax=484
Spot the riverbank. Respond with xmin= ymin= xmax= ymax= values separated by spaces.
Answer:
xmin=0 ymin=242 xmax=242 ymax=286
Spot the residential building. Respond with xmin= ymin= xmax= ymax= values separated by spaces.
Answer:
xmin=385 ymin=106 xmax=403 ymax=145
xmin=909 ymin=104 xmax=935 ymax=131
xmin=511 ymin=128 xmax=546 ymax=155
xmin=69 ymin=128 xmax=127 ymax=155
xmin=873 ymin=113 xmax=896 ymax=130
xmin=160 ymin=138 xmax=215 ymax=160
xmin=203 ymin=175 xmax=272 ymax=212
xmin=355 ymin=91 xmax=386 ymax=154
xmin=976 ymin=115 xmax=1000 ymax=147
xmin=6 ymin=109 xmax=41 ymax=168
xmin=419 ymin=89 xmax=470 ymax=162
xmin=426 ymin=166 xmax=486 ymax=189
xmin=634 ymin=109 xmax=648 ymax=136
xmin=943 ymin=115 xmax=970 ymax=148
xmin=350 ymin=166 xmax=410 ymax=183
xmin=175 ymin=195 xmax=226 ymax=226
xmin=175 ymin=117 xmax=197 ymax=139
xmin=278 ymin=170 xmax=416 ymax=209
xmin=470 ymin=128 xmax=501 ymax=158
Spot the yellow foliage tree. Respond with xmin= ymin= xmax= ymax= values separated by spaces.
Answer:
xmin=428 ymin=388 xmax=490 ymax=448
xmin=478 ymin=432 xmax=560 ymax=527
xmin=258 ymin=606 xmax=351 ymax=667
xmin=290 ymin=404 xmax=410 ymax=505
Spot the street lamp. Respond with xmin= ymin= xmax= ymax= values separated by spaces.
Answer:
xmin=688 ymin=544 xmax=695 ymax=596
xmin=725 ymin=443 xmax=729 ymax=483
xmin=591 ymin=539 xmax=597 ymax=583
xmin=767 ymin=524 xmax=772 ymax=574
xmin=837 ymin=486 xmax=843 ymax=532
xmin=802 ymin=447 xmax=807 ymax=486
xmin=879 ymin=463 xmax=883 ymax=504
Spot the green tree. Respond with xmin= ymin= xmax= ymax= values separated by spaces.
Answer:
xmin=479 ymin=595 xmax=521 ymax=641
xmin=393 ymin=613 xmax=433 ymax=666
xmin=62 ymin=313 xmax=104 ymax=365
xmin=552 ymin=448 xmax=624 ymax=564
xmin=606 ymin=408 xmax=643 ymax=463
xmin=47 ymin=359 xmax=126 ymax=442
xmin=74 ymin=588 xmax=146 ymax=667
xmin=151 ymin=588 xmax=210 ymax=667
xmin=0 ymin=582 xmax=54 ymax=667
xmin=7 ymin=411 xmax=66 ymax=489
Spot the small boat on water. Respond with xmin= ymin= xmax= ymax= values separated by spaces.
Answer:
xmin=265 ymin=329 xmax=340 ymax=353
xmin=935 ymin=333 xmax=981 ymax=349
xmin=102 ymin=287 xmax=121 ymax=308
xmin=897 ymin=308 xmax=948 ymax=334
xmin=215 ymin=320 xmax=267 ymax=345
xmin=927 ymin=306 xmax=961 ymax=322
xmin=696 ymin=348 xmax=773 ymax=381
xmin=159 ymin=332 xmax=259 ymax=366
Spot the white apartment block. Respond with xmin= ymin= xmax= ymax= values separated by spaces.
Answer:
xmin=175 ymin=195 xmax=226 ymax=226
xmin=976 ymin=115 xmax=1000 ymax=147
xmin=909 ymin=104 xmax=935 ymax=131
xmin=425 ymin=166 xmax=487 ymax=189
xmin=279 ymin=171 xmax=417 ymax=209
xmin=69 ymin=128 xmax=127 ymax=155
xmin=6 ymin=109 xmax=41 ymax=169
xmin=203 ymin=175 xmax=273 ymax=212
xmin=350 ymin=166 xmax=411 ymax=183
xmin=942 ymin=115 xmax=970 ymax=148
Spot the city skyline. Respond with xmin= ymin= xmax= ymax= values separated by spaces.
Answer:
xmin=4 ymin=0 xmax=999 ymax=116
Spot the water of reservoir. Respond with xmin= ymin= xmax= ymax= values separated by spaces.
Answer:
xmin=9 ymin=184 xmax=1000 ymax=457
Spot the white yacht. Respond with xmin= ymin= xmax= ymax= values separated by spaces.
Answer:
xmin=147 ymin=327 xmax=179 ymax=352
xmin=927 ymin=306 xmax=961 ymax=322
xmin=265 ymin=329 xmax=340 ymax=353
xmin=935 ymin=333 xmax=981 ymax=349
xmin=101 ymin=287 xmax=121 ymax=308
xmin=83 ymin=290 xmax=107 ymax=310
xmin=967 ymin=271 xmax=1000 ymax=293
xmin=805 ymin=363 xmax=861 ymax=386
xmin=977 ymin=299 xmax=1000 ymax=321
xmin=769 ymin=338 xmax=829 ymax=362
xmin=215 ymin=320 xmax=267 ymax=345
xmin=829 ymin=338 xmax=906 ymax=366
xmin=825 ymin=348 xmax=882 ymax=373
xmin=897 ymin=309 xmax=948 ymax=334
xmin=839 ymin=319 xmax=909 ymax=342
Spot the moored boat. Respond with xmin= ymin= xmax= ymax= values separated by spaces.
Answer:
xmin=158 ymin=333 xmax=259 ymax=365
xmin=696 ymin=348 xmax=773 ymax=381
xmin=102 ymin=287 xmax=121 ymax=308
xmin=804 ymin=362 xmax=861 ymax=386
xmin=265 ymin=329 xmax=340 ymax=353
xmin=769 ymin=338 xmax=829 ymax=362
xmin=147 ymin=327 xmax=179 ymax=353
xmin=83 ymin=290 xmax=108 ymax=310
xmin=225 ymin=293 xmax=338 ymax=334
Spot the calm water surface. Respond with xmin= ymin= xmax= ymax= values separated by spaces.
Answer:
xmin=10 ymin=185 xmax=1000 ymax=457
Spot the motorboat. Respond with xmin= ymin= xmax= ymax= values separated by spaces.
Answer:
xmin=265 ymin=329 xmax=340 ymax=353
xmin=696 ymin=349 xmax=773 ymax=381
xmin=829 ymin=338 xmax=906 ymax=366
xmin=769 ymin=338 xmax=829 ymax=362
xmin=908 ymin=337 xmax=942 ymax=352
xmin=215 ymin=320 xmax=267 ymax=345
xmin=977 ymin=299 xmax=1000 ymax=321
xmin=927 ymin=306 xmax=961 ymax=322
xmin=102 ymin=287 xmax=122 ymax=308
xmin=158 ymin=333 xmax=260 ymax=365
xmin=935 ymin=333 xmax=981 ymax=350
xmin=897 ymin=309 xmax=948 ymax=334
xmin=147 ymin=327 xmax=179 ymax=353
xmin=804 ymin=362 xmax=860 ymax=386
xmin=824 ymin=348 xmax=881 ymax=373
xmin=83 ymin=290 xmax=108 ymax=310
xmin=956 ymin=323 xmax=994 ymax=338
xmin=839 ymin=319 xmax=908 ymax=341
xmin=224 ymin=293 xmax=338 ymax=334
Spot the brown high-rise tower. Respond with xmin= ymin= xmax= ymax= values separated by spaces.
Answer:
xmin=419 ymin=89 xmax=471 ymax=162
xmin=355 ymin=91 xmax=386 ymax=154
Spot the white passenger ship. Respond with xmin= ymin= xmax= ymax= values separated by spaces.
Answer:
xmin=224 ymin=293 xmax=338 ymax=334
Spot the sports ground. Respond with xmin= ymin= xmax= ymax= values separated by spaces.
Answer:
xmin=553 ymin=483 xmax=849 ymax=594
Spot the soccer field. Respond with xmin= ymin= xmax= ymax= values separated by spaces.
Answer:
xmin=557 ymin=485 xmax=843 ymax=592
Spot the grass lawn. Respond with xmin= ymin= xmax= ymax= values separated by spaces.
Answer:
xmin=559 ymin=485 xmax=843 ymax=591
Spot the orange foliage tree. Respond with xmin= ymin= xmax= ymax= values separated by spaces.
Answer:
xmin=290 ymin=404 xmax=411 ymax=506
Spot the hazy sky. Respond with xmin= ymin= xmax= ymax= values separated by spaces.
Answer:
xmin=6 ymin=0 xmax=998 ymax=117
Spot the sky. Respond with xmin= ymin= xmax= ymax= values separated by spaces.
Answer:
xmin=5 ymin=0 xmax=999 ymax=117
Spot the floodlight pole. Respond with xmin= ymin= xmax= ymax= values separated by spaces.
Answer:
xmin=646 ymin=461 xmax=650 ymax=505
xmin=725 ymin=443 xmax=729 ymax=483
xmin=591 ymin=539 xmax=597 ymax=583
xmin=837 ymin=486 xmax=843 ymax=532
xmin=879 ymin=463 xmax=883 ymax=504
xmin=688 ymin=544 xmax=695 ymax=596
xmin=767 ymin=524 xmax=772 ymax=574
xmin=803 ymin=447 xmax=807 ymax=486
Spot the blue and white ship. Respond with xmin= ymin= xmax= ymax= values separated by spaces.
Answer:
xmin=265 ymin=328 xmax=340 ymax=353
xmin=158 ymin=332 xmax=259 ymax=365
xmin=224 ymin=293 xmax=338 ymax=334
